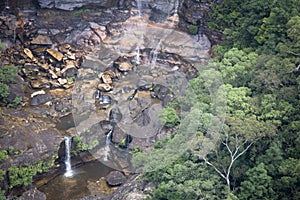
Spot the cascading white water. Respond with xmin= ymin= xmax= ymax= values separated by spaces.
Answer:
xmin=137 ymin=0 xmax=142 ymax=17
xmin=104 ymin=129 xmax=112 ymax=161
xmin=174 ymin=0 xmax=179 ymax=17
xmin=64 ymin=136 xmax=74 ymax=178
xmin=135 ymin=0 xmax=143 ymax=64
xmin=150 ymin=0 xmax=179 ymax=69
xmin=5 ymin=0 xmax=10 ymax=9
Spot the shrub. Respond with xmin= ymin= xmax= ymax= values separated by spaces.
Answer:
xmin=159 ymin=107 xmax=180 ymax=128
xmin=0 ymin=65 xmax=18 ymax=104
xmin=187 ymin=24 xmax=198 ymax=35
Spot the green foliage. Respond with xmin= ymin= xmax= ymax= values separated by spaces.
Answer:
xmin=159 ymin=107 xmax=180 ymax=128
xmin=0 ymin=190 xmax=5 ymax=200
xmin=0 ymin=65 xmax=18 ymax=103
xmin=225 ymin=84 xmax=254 ymax=118
xmin=7 ymin=160 xmax=54 ymax=189
xmin=0 ymin=150 xmax=8 ymax=161
xmin=239 ymin=163 xmax=274 ymax=200
xmin=0 ymin=170 xmax=5 ymax=181
xmin=187 ymin=24 xmax=198 ymax=35
xmin=72 ymin=8 xmax=91 ymax=15
xmin=131 ymin=147 xmax=141 ymax=154
xmin=0 ymin=42 xmax=5 ymax=51
xmin=0 ymin=65 xmax=18 ymax=83
xmin=144 ymin=154 xmax=226 ymax=200
xmin=216 ymin=48 xmax=258 ymax=87
xmin=209 ymin=0 xmax=300 ymax=51
xmin=139 ymin=1 xmax=299 ymax=199
xmin=7 ymin=97 xmax=22 ymax=108
xmin=0 ymin=83 xmax=9 ymax=100
xmin=72 ymin=135 xmax=88 ymax=155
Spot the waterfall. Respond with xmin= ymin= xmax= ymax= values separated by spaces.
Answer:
xmin=5 ymin=0 xmax=10 ymax=10
xmin=150 ymin=0 xmax=179 ymax=69
xmin=135 ymin=0 xmax=143 ymax=64
xmin=174 ymin=0 xmax=179 ymax=17
xmin=150 ymin=40 xmax=162 ymax=69
xmin=137 ymin=0 xmax=142 ymax=17
xmin=125 ymin=134 xmax=131 ymax=151
xmin=136 ymin=47 xmax=141 ymax=64
xmin=64 ymin=136 xmax=73 ymax=178
xmin=104 ymin=129 xmax=112 ymax=161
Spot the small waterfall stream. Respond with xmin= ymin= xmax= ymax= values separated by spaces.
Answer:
xmin=135 ymin=0 xmax=143 ymax=64
xmin=150 ymin=0 xmax=180 ymax=69
xmin=64 ymin=136 xmax=74 ymax=178
xmin=104 ymin=129 xmax=112 ymax=161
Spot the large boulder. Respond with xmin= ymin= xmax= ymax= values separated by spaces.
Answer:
xmin=30 ymin=93 xmax=53 ymax=106
xmin=37 ymin=0 xmax=120 ymax=10
xmin=0 ymin=107 xmax=63 ymax=188
xmin=106 ymin=171 xmax=126 ymax=186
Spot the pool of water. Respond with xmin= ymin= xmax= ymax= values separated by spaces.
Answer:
xmin=38 ymin=160 xmax=112 ymax=200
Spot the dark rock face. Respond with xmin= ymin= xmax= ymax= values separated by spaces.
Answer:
xmin=30 ymin=93 xmax=53 ymax=106
xmin=178 ymin=0 xmax=210 ymax=31
xmin=106 ymin=171 xmax=126 ymax=186
xmin=38 ymin=0 xmax=120 ymax=10
xmin=178 ymin=0 xmax=224 ymax=44
xmin=149 ymin=0 xmax=178 ymax=22
xmin=0 ymin=107 xmax=62 ymax=168
xmin=110 ymin=174 xmax=152 ymax=200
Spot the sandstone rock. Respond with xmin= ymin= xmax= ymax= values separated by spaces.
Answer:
xmin=101 ymin=73 xmax=113 ymax=84
xmin=31 ymin=90 xmax=46 ymax=97
xmin=49 ymin=69 xmax=58 ymax=79
xmin=47 ymin=49 xmax=64 ymax=61
xmin=30 ymin=79 xmax=51 ymax=89
xmin=98 ymin=83 xmax=113 ymax=92
xmin=30 ymin=93 xmax=53 ymax=106
xmin=31 ymin=35 xmax=52 ymax=45
xmin=81 ymin=55 xmax=108 ymax=71
xmin=57 ymin=78 xmax=68 ymax=85
xmin=90 ymin=22 xmax=107 ymax=41
xmin=115 ymin=61 xmax=133 ymax=72
xmin=23 ymin=48 xmax=34 ymax=60
xmin=38 ymin=63 xmax=50 ymax=71
xmin=106 ymin=171 xmax=126 ymax=187
xmin=38 ymin=0 xmax=119 ymax=10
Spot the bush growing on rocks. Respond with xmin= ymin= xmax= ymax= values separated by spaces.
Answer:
xmin=0 ymin=65 xmax=19 ymax=105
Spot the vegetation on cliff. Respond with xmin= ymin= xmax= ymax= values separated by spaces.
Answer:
xmin=134 ymin=0 xmax=300 ymax=199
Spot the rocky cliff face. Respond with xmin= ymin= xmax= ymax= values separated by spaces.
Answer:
xmin=37 ymin=0 xmax=120 ymax=10
xmin=178 ymin=0 xmax=223 ymax=44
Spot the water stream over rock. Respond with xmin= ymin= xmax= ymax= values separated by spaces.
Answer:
xmin=64 ymin=136 xmax=74 ymax=178
xmin=0 ymin=0 xmax=224 ymax=199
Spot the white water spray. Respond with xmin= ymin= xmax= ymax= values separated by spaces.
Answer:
xmin=104 ymin=129 xmax=112 ymax=161
xmin=135 ymin=0 xmax=143 ymax=64
xmin=64 ymin=136 xmax=74 ymax=178
xmin=137 ymin=0 xmax=142 ymax=17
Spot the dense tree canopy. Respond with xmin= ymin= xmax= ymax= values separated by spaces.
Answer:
xmin=134 ymin=0 xmax=300 ymax=199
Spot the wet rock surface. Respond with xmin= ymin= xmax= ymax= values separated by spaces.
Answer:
xmin=0 ymin=107 xmax=63 ymax=181
xmin=38 ymin=0 xmax=120 ymax=11
xmin=18 ymin=188 xmax=47 ymax=200
xmin=0 ymin=1 xmax=214 ymax=199
xmin=110 ymin=174 xmax=153 ymax=200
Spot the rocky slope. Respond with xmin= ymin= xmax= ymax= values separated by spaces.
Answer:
xmin=0 ymin=0 xmax=216 ymax=199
